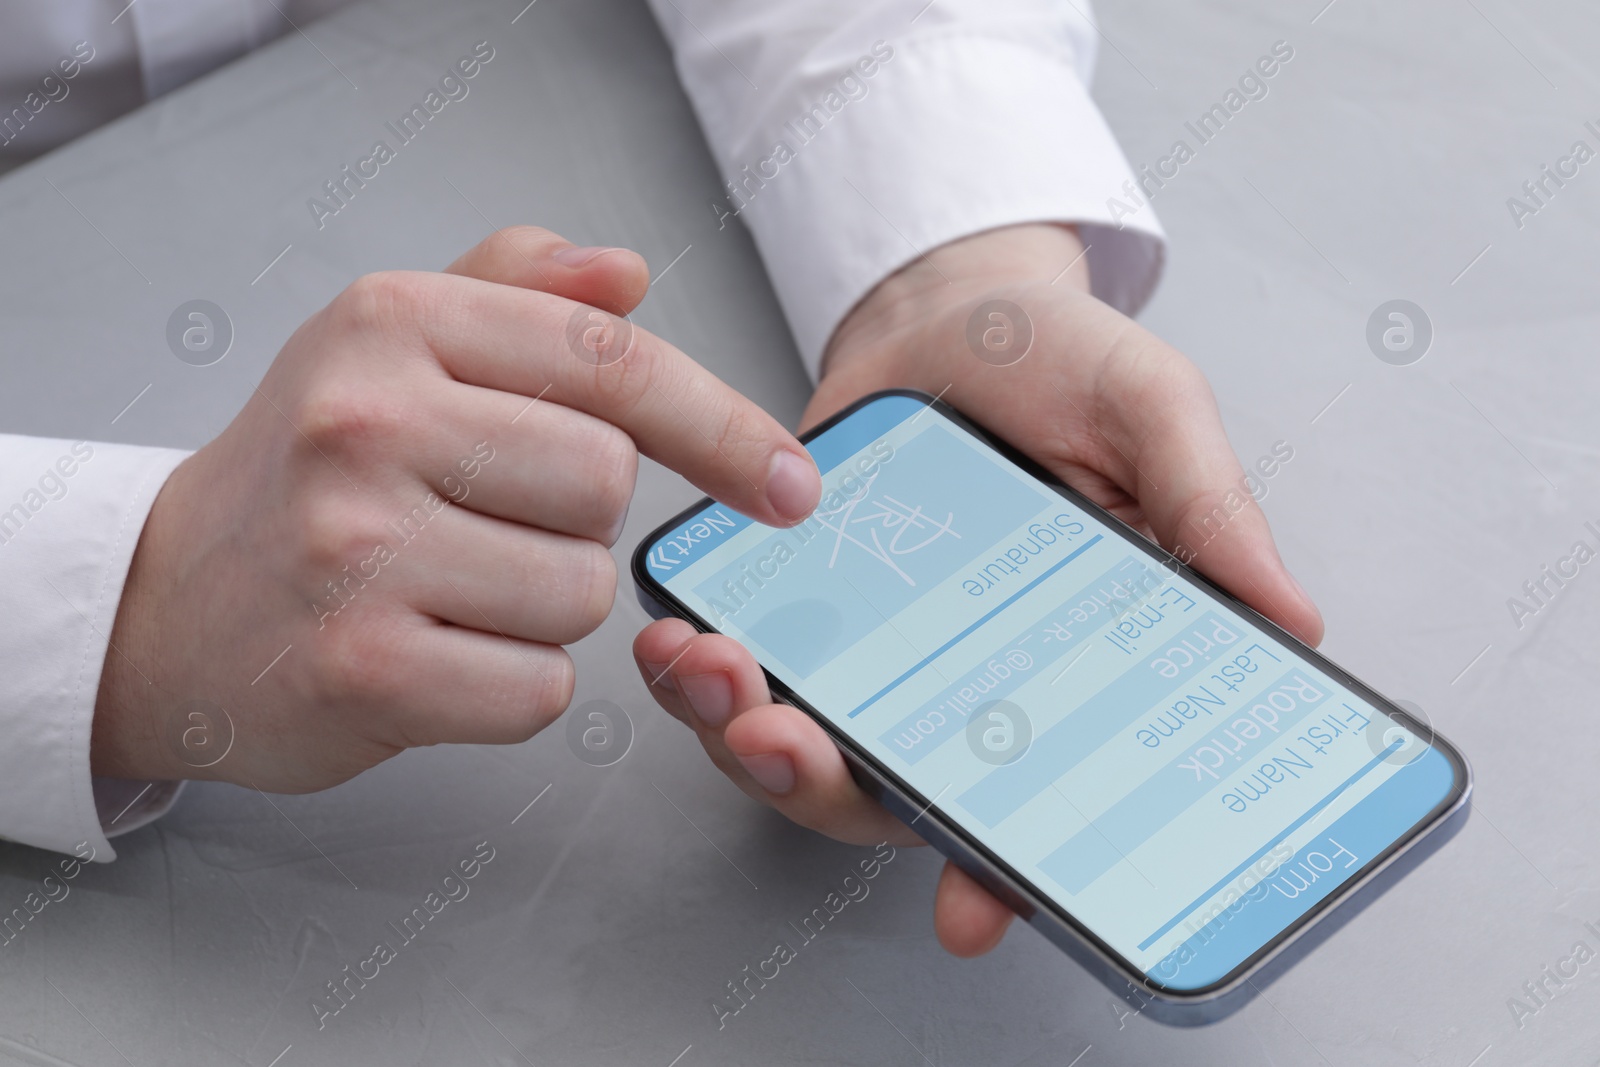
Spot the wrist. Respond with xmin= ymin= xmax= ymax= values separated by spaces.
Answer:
xmin=822 ymin=223 xmax=1090 ymax=382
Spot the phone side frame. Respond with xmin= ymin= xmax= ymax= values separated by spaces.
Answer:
xmin=630 ymin=387 xmax=1473 ymax=1025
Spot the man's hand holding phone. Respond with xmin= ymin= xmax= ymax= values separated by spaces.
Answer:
xmin=633 ymin=223 xmax=1326 ymax=958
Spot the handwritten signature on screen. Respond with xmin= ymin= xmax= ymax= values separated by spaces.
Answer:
xmin=811 ymin=470 xmax=960 ymax=586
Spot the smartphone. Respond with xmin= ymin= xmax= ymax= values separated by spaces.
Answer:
xmin=632 ymin=389 xmax=1471 ymax=1024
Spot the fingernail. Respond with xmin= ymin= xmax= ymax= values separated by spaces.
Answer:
xmin=679 ymin=671 xmax=732 ymax=728
xmin=765 ymin=450 xmax=820 ymax=524
xmin=553 ymin=245 xmax=620 ymax=268
xmin=737 ymin=753 xmax=795 ymax=796
xmin=643 ymin=660 xmax=676 ymax=692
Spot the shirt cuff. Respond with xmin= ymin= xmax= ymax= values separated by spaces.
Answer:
xmin=0 ymin=436 xmax=190 ymax=860
xmin=93 ymin=778 xmax=186 ymax=840
xmin=729 ymin=32 xmax=1166 ymax=379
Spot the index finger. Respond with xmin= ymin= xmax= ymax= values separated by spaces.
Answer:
xmin=375 ymin=270 xmax=820 ymax=527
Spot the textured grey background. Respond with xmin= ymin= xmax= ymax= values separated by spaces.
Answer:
xmin=0 ymin=0 xmax=1597 ymax=1064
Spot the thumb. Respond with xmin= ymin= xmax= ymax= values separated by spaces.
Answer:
xmin=443 ymin=225 xmax=650 ymax=316
xmin=1128 ymin=372 xmax=1324 ymax=647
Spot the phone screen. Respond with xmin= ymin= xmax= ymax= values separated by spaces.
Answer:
xmin=638 ymin=392 xmax=1466 ymax=993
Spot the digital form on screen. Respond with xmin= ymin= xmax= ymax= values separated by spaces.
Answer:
xmin=643 ymin=394 xmax=1457 ymax=991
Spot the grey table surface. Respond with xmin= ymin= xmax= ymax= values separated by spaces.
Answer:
xmin=1 ymin=0 xmax=1598 ymax=1064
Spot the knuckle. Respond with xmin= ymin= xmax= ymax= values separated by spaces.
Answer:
xmin=523 ymin=540 xmax=617 ymax=643
xmin=311 ymin=615 xmax=410 ymax=709
xmin=1135 ymin=344 xmax=1210 ymax=405
xmin=711 ymin=396 xmax=761 ymax=463
xmin=1163 ymin=357 xmax=1212 ymax=402
xmin=333 ymin=270 xmax=427 ymax=334
xmin=490 ymin=225 xmax=559 ymax=258
xmin=524 ymin=648 xmax=577 ymax=732
xmin=577 ymin=325 xmax=661 ymax=409
xmin=566 ymin=544 xmax=617 ymax=637
xmin=578 ymin=423 xmax=638 ymax=532
xmin=293 ymin=379 xmax=408 ymax=455
xmin=294 ymin=495 xmax=374 ymax=573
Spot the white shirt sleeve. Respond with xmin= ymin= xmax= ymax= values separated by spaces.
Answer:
xmin=0 ymin=436 xmax=190 ymax=860
xmin=0 ymin=0 xmax=353 ymax=167
xmin=644 ymin=0 xmax=1166 ymax=378
xmin=125 ymin=0 xmax=352 ymax=98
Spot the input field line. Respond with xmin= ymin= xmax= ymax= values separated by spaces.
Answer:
xmin=845 ymin=535 xmax=1104 ymax=719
